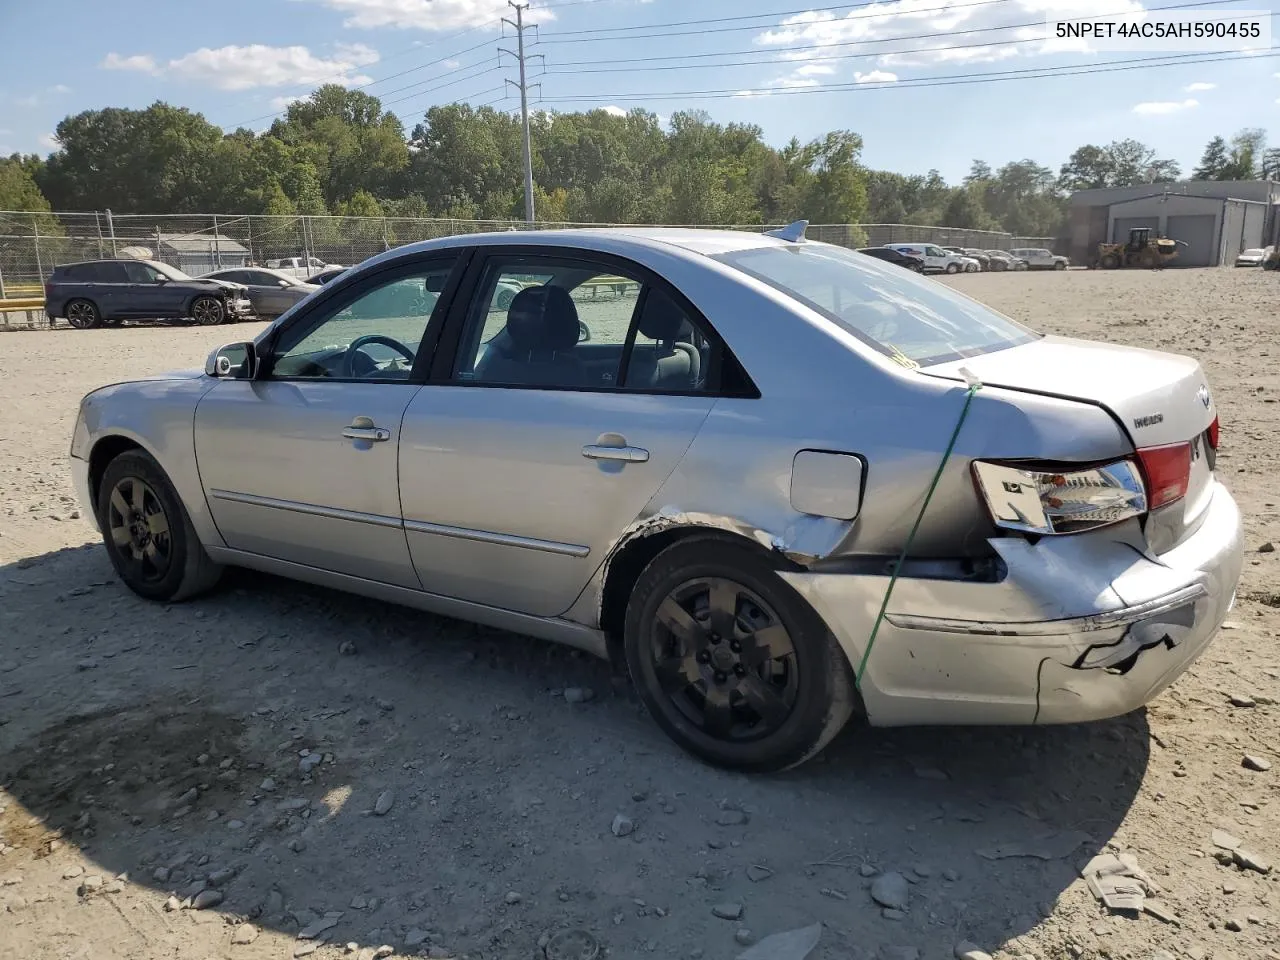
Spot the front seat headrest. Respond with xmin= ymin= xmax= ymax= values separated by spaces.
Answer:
xmin=506 ymin=286 xmax=580 ymax=352
xmin=637 ymin=289 xmax=687 ymax=341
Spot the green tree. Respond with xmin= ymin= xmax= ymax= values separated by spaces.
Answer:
xmin=0 ymin=155 xmax=53 ymax=211
xmin=1192 ymin=136 xmax=1230 ymax=180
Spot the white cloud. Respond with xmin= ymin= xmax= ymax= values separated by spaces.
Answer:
xmin=601 ymin=105 xmax=627 ymax=116
xmin=794 ymin=63 xmax=836 ymax=77
xmin=102 ymin=52 xmax=159 ymax=73
xmin=304 ymin=0 xmax=554 ymax=31
xmin=38 ymin=132 xmax=59 ymax=150
xmin=854 ymin=69 xmax=899 ymax=83
xmin=102 ymin=44 xmax=381 ymax=91
xmin=270 ymin=95 xmax=306 ymax=111
xmin=50 ymin=84 xmax=71 ymax=94
xmin=775 ymin=77 xmax=820 ymax=88
xmin=1132 ymin=98 xmax=1198 ymax=115
xmin=755 ymin=0 xmax=1146 ymax=69
xmin=1184 ymin=81 xmax=1216 ymax=92
xmin=0 ymin=128 xmax=10 ymax=135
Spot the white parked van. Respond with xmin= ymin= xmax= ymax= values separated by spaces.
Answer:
xmin=887 ymin=244 xmax=977 ymax=275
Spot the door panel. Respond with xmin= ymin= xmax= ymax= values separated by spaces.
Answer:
xmin=399 ymin=388 xmax=714 ymax=616
xmin=195 ymin=380 xmax=423 ymax=587
xmin=192 ymin=255 xmax=461 ymax=588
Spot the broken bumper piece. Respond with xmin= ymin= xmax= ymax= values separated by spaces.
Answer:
xmin=780 ymin=480 xmax=1243 ymax=728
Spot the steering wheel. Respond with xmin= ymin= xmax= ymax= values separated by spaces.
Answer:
xmin=342 ymin=334 xmax=416 ymax=378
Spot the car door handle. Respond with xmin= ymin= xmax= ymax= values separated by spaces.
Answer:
xmin=582 ymin=444 xmax=648 ymax=463
xmin=342 ymin=425 xmax=391 ymax=442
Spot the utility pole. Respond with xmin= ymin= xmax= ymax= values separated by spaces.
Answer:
xmin=501 ymin=1 xmax=542 ymax=226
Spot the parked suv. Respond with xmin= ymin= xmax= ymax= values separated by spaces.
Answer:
xmin=887 ymin=243 xmax=977 ymax=275
xmin=1009 ymin=247 xmax=1069 ymax=271
xmin=46 ymin=259 xmax=253 ymax=329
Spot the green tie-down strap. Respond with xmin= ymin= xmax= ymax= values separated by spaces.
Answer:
xmin=856 ymin=378 xmax=984 ymax=687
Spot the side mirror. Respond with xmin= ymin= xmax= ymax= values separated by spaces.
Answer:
xmin=278 ymin=279 xmax=291 ymax=287
xmin=424 ymin=273 xmax=446 ymax=294
xmin=154 ymin=276 xmax=167 ymax=284
xmin=206 ymin=341 xmax=258 ymax=379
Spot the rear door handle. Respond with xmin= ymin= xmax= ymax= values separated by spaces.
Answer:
xmin=582 ymin=444 xmax=649 ymax=463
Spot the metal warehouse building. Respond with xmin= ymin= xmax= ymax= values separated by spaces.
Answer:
xmin=1066 ymin=180 xmax=1280 ymax=267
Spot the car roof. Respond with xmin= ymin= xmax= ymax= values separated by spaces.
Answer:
xmin=365 ymin=226 xmax=792 ymax=264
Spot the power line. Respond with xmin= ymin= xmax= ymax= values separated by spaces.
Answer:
xmin=537 ymin=0 xmax=1247 ymax=43
xmin=538 ymin=0 xmax=1011 ymax=38
xmin=545 ymin=0 xmax=1254 ymax=68
xmin=538 ymin=48 xmax=1278 ymax=104
xmin=224 ymin=27 xmax=503 ymax=129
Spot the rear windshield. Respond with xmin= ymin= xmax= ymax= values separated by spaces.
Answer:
xmin=710 ymin=242 xmax=1040 ymax=367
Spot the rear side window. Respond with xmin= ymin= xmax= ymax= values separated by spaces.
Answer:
xmin=711 ymin=242 xmax=1040 ymax=368
xmin=67 ymin=262 xmax=128 ymax=282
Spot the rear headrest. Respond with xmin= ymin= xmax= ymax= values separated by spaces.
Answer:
xmin=506 ymin=286 xmax=580 ymax=352
xmin=637 ymin=289 xmax=687 ymax=341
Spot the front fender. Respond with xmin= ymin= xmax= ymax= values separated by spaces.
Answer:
xmin=80 ymin=377 xmax=225 ymax=548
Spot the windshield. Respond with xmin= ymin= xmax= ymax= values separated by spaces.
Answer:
xmin=153 ymin=262 xmax=193 ymax=281
xmin=711 ymin=242 xmax=1040 ymax=367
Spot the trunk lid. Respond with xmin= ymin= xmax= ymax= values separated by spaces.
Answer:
xmin=923 ymin=334 xmax=1218 ymax=550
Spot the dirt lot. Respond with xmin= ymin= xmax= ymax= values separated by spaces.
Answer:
xmin=1 ymin=268 xmax=1278 ymax=960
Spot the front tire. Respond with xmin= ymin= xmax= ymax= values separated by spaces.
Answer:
xmin=1054 ymin=260 xmax=1067 ymax=270
xmin=97 ymin=450 xmax=223 ymax=602
xmin=945 ymin=263 xmax=959 ymax=274
xmin=623 ymin=537 xmax=855 ymax=773
xmin=190 ymin=296 xmax=225 ymax=326
xmin=66 ymin=299 xmax=101 ymax=329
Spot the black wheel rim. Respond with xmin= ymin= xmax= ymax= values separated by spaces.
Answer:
xmin=67 ymin=302 xmax=95 ymax=328
xmin=106 ymin=477 xmax=173 ymax=584
xmin=649 ymin=577 xmax=799 ymax=743
xmin=192 ymin=299 xmax=222 ymax=325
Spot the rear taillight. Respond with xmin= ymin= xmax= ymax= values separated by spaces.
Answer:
xmin=972 ymin=458 xmax=1148 ymax=536
xmin=1207 ymin=415 xmax=1219 ymax=451
xmin=1135 ymin=442 xmax=1191 ymax=510
xmin=44 ymin=282 xmax=52 ymax=299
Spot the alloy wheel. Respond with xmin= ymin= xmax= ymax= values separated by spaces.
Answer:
xmin=106 ymin=476 xmax=173 ymax=585
xmin=191 ymin=297 xmax=224 ymax=326
xmin=648 ymin=576 xmax=799 ymax=742
xmin=67 ymin=301 xmax=97 ymax=329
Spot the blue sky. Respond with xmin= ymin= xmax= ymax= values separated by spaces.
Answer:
xmin=1 ymin=0 xmax=1277 ymax=186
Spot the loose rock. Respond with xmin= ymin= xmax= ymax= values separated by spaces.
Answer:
xmin=870 ymin=872 xmax=910 ymax=910
xmin=260 ymin=777 xmax=277 ymax=792
xmin=611 ymin=814 xmax=635 ymax=837
xmin=1225 ymin=918 xmax=1244 ymax=932
xmin=564 ymin=687 xmax=595 ymax=703
xmin=716 ymin=810 xmax=749 ymax=826
xmin=713 ymin=902 xmax=744 ymax=921
xmin=734 ymin=924 xmax=822 ymax=960
xmin=374 ymin=790 xmax=395 ymax=816
xmin=192 ymin=889 xmax=224 ymax=910
xmin=746 ymin=865 xmax=773 ymax=883
xmin=299 ymin=914 xmax=343 ymax=939
xmin=735 ymin=929 xmax=754 ymax=946
xmin=505 ymin=890 xmax=523 ymax=904
xmin=152 ymin=866 xmax=171 ymax=883
xmin=338 ymin=640 xmax=357 ymax=655
xmin=955 ymin=942 xmax=993 ymax=960
xmin=1259 ymin=542 xmax=1275 ymax=553
xmin=164 ymin=896 xmax=181 ymax=912
xmin=232 ymin=924 xmax=260 ymax=945
xmin=1229 ymin=694 xmax=1257 ymax=708
xmin=404 ymin=929 xmax=429 ymax=947
xmin=1243 ymin=754 xmax=1273 ymax=772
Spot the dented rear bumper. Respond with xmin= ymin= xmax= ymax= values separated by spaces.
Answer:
xmin=780 ymin=480 xmax=1243 ymax=727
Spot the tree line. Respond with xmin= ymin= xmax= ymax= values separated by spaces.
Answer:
xmin=2 ymin=84 xmax=1277 ymax=240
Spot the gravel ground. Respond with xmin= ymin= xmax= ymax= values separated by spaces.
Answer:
xmin=0 ymin=268 xmax=1277 ymax=960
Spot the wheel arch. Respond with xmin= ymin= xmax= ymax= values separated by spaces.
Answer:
xmin=87 ymin=434 xmax=150 ymax=517
xmin=597 ymin=523 xmax=806 ymax=670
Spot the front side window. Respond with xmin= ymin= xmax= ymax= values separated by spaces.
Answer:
xmin=269 ymin=261 xmax=454 ymax=381
xmin=712 ymin=242 xmax=1040 ymax=367
xmin=121 ymin=261 xmax=161 ymax=282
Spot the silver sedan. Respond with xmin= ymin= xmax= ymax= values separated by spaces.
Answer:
xmin=69 ymin=224 xmax=1243 ymax=772
xmin=201 ymin=267 xmax=321 ymax=320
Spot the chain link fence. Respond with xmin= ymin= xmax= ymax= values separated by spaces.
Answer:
xmin=0 ymin=209 xmax=1057 ymax=328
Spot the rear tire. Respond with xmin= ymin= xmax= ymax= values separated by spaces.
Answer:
xmin=945 ymin=263 xmax=959 ymax=275
xmin=190 ymin=296 xmax=225 ymax=326
xmin=623 ymin=536 xmax=856 ymax=773
xmin=97 ymin=450 xmax=223 ymax=602
xmin=66 ymin=299 xmax=101 ymax=330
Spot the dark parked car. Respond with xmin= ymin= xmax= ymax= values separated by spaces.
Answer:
xmin=306 ymin=267 xmax=348 ymax=285
xmin=201 ymin=267 xmax=320 ymax=320
xmin=46 ymin=259 xmax=253 ymax=330
xmin=856 ymin=246 xmax=925 ymax=272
